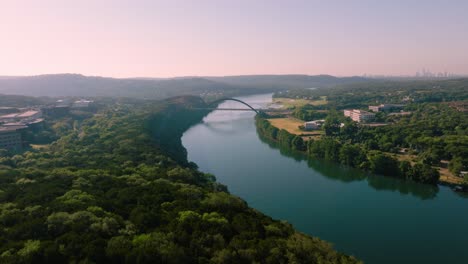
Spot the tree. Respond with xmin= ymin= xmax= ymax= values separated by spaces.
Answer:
xmin=323 ymin=111 xmax=341 ymax=137
xmin=340 ymin=120 xmax=358 ymax=140
xmin=323 ymin=138 xmax=341 ymax=162
xmin=449 ymin=157 xmax=467 ymax=176
xmin=368 ymin=152 xmax=400 ymax=177
xmin=292 ymin=136 xmax=306 ymax=151
xmin=339 ymin=144 xmax=366 ymax=167
xmin=419 ymin=150 xmax=440 ymax=166
xmin=409 ymin=163 xmax=440 ymax=184
xmin=398 ymin=160 xmax=412 ymax=178
xmin=307 ymin=139 xmax=324 ymax=158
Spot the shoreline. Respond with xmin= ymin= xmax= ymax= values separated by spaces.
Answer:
xmin=255 ymin=115 xmax=467 ymax=193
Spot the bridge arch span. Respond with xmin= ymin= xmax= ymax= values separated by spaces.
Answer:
xmin=208 ymin=98 xmax=259 ymax=113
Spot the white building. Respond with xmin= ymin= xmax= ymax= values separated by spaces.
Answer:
xmin=304 ymin=120 xmax=325 ymax=130
xmin=72 ymin=99 xmax=94 ymax=108
xmin=344 ymin=109 xmax=375 ymax=123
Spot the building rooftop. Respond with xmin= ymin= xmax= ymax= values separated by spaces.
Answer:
xmin=0 ymin=113 xmax=19 ymax=119
xmin=2 ymin=122 xmax=25 ymax=126
xmin=75 ymin=99 xmax=93 ymax=103
xmin=0 ymin=125 xmax=27 ymax=132
xmin=17 ymin=110 xmax=40 ymax=118
xmin=349 ymin=109 xmax=374 ymax=114
xmin=28 ymin=118 xmax=44 ymax=124
xmin=2 ymin=118 xmax=44 ymax=126
xmin=305 ymin=119 xmax=325 ymax=124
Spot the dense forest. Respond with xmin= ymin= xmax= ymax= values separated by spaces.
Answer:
xmin=0 ymin=96 xmax=360 ymax=263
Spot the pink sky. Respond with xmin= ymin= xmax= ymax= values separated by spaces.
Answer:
xmin=1 ymin=0 xmax=467 ymax=77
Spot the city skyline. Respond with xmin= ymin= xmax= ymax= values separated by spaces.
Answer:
xmin=1 ymin=0 xmax=468 ymax=78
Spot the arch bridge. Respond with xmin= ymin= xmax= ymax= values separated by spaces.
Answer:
xmin=189 ymin=97 xmax=286 ymax=115
xmin=207 ymin=98 xmax=260 ymax=113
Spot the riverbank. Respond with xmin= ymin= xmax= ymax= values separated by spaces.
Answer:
xmin=256 ymin=115 xmax=465 ymax=189
xmin=183 ymin=93 xmax=468 ymax=264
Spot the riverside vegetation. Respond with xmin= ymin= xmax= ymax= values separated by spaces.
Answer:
xmin=0 ymin=96 xmax=360 ymax=263
xmin=259 ymin=79 xmax=468 ymax=186
xmin=256 ymin=116 xmax=440 ymax=184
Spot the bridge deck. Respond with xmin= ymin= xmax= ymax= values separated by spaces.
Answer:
xmin=191 ymin=107 xmax=288 ymax=112
xmin=193 ymin=97 xmax=289 ymax=113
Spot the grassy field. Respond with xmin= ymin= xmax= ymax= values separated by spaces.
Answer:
xmin=30 ymin=144 xmax=49 ymax=150
xmin=272 ymin=96 xmax=327 ymax=109
xmin=267 ymin=117 xmax=304 ymax=134
xmin=439 ymin=167 xmax=464 ymax=185
xmin=267 ymin=117 xmax=323 ymax=139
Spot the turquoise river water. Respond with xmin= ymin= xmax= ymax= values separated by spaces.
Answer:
xmin=181 ymin=93 xmax=468 ymax=264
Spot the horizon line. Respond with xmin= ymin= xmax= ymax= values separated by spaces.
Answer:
xmin=1 ymin=72 xmax=468 ymax=80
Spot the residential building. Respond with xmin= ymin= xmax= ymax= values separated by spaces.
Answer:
xmin=344 ymin=109 xmax=375 ymax=122
xmin=368 ymin=104 xmax=404 ymax=112
xmin=0 ymin=126 xmax=26 ymax=151
xmin=343 ymin=109 xmax=353 ymax=118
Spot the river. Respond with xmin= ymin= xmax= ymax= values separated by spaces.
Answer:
xmin=181 ymin=93 xmax=468 ymax=264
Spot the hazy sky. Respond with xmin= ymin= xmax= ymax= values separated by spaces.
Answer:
xmin=1 ymin=0 xmax=467 ymax=77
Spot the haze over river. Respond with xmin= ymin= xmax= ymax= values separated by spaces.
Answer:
xmin=182 ymin=93 xmax=468 ymax=264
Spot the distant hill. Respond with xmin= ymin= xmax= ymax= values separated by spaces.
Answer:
xmin=0 ymin=74 xmax=371 ymax=99
xmin=0 ymin=94 xmax=53 ymax=107
xmin=0 ymin=74 xmax=235 ymax=99
xmin=206 ymin=74 xmax=369 ymax=89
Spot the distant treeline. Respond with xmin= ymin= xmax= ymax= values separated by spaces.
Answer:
xmin=275 ymin=78 xmax=468 ymax=110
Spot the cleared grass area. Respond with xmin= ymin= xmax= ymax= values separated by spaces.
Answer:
xmin=301 ymin=134 xmax=323 ymax=141
xmin=439 ymin=167 xmax=464 ymax=185
xmin=268 ymin=118 xmax=304 ymax=134
xmin=272 ymin=97 xmax=327 ymax=109
xmin=392 ymin=153 xmax=417 ymax=165
xmin=267 ymin=117 xmax=324 ymax=138
xmin=30 ymin=144 xmax=49 ymax=150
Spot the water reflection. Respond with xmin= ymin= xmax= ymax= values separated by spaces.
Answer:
xmin=257 ymin=132 xmax=439 ymax=200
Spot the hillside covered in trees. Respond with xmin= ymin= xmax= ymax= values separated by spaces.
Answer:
xmin=0 ymin=96 xmax=360 ymax=263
